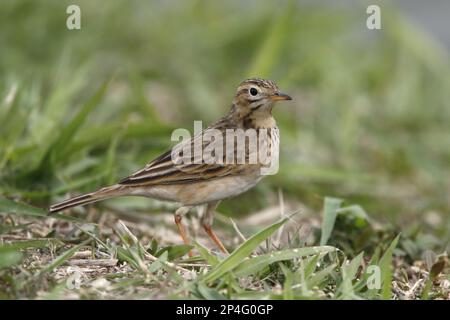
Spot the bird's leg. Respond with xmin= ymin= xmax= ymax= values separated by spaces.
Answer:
xmin=201 ymin=201 xmax=229 ymax=255
xmin=174 ymin=206 xmax=193 ymax=257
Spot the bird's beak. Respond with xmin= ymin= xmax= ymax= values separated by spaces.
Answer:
xmin=270 ymin=92 xmax=292 ymax=101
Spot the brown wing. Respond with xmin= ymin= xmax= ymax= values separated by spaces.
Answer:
xmin=118 ymin=151 xmax=237 ymax=186
xmin=118 ymin=126 xmax=243 ymax=186
xmin=118 ymin=119 xmax=276 ymax=187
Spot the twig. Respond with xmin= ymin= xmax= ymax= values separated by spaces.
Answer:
xmin=72 ymin=250 xmax=92 ymax=259
xmin=229 ymin=218 xmax=246 ymax=242
xmin=66 ymin=259 xmax=118 ymax=267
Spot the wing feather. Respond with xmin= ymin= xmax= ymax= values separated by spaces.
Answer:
xmin=118 ymin=121 xmax=276 ymax=186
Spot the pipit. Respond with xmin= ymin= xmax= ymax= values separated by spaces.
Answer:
xmin=50 ymin=78 xmax=292 ymax=255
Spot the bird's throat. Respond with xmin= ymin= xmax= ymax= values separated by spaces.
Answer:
xmin=242 ymin=108 xmax=276 ymax=129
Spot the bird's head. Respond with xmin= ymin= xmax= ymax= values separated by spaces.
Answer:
xmin=232 ymin=78 xmax=292 ymax=114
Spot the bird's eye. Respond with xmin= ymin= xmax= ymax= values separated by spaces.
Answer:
xmin=249 ymin=87 xmax=258 ymax=96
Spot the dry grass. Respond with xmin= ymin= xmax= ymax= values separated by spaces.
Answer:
xmin=1 ymin=200 xmax=448 ymax=300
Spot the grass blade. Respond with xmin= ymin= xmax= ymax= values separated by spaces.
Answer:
xmin=200 ymin=217 xmax=289 ymax=283
xmin=194 ymin=242 xmax=220 ymax=266
xmin=234 ymin=246 xmax=335 ymax=277
xmin=0 ymin=198 xmax=47 ymax=217
xmin=379 ymin=234 xmax=400 ymax=299
xmin=196 ymin=283 xmax=227 ymax=300
xmin=320 ymin=197 xmax=343 ymax=245
xmin=0 ymin=248 xmax=23 ymax=268
xmin=41 ymin=81 xmax=110 ymax=166
xmin=306 ymin=264 xmax=337 ymax=288
xmin=1 ymin=239 xmax=63 ymax=250
xmin=338 ymin=252 xmax=364 ymax=299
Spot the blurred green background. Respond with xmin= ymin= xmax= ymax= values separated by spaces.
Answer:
xmin=0 ymin=1 xmax=449 ymax=246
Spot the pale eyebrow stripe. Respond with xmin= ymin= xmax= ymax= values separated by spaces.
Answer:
xmin=237 ymin=88 xmax=248 ymax=95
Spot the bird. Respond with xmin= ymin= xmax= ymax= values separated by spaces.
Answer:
xmin=49 ymin=78 xmax=292 ymax=255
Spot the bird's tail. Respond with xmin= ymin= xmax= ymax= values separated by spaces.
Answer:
xmin=49 ymin=184 xmax=126 ymax=214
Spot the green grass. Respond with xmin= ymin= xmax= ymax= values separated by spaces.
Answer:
xmin=0 ymin=196 xmax=447 ymax=299
xmin=0 ymin=0 xmax=449 ymax=299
